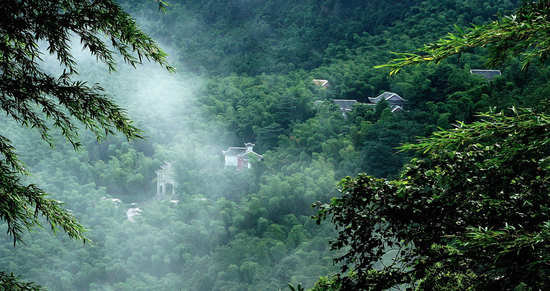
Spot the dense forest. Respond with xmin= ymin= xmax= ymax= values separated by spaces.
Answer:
xmin=4 ymin=0 xmax=550 ymax=290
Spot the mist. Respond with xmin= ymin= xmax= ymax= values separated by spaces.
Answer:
xmin=0 ymin=0 xmax=528 ymax=290
xmin=0 ymin=17 xmax=332 ymax=290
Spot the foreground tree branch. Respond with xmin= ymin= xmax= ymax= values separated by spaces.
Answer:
xmin=375 ymin=0 xmax=550 ymax=74
xmin=315 ymin=109 xmax=550 ymax=290
xmin=0 ymin=0 xmax=172 ymax=245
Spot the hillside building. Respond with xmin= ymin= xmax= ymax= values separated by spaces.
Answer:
xmin=470 ymin=69 xmax=502 ymax=80
xmin=312 ymin=79 xmax=329 ymax=87
xmin=333 ymin=99 xmax=358 ymax=113
xmin=155 ymin=162 xmax=177 ymax=200
xmin=222 ymin=143 xmax=263 ymax=170
xmin=368 ymin=92 xmax=407 ymax=112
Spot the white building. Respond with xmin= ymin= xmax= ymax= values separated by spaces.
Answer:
xmin=155 ymin=162 xmax=177 ymax=200
xmin=222 ymin=143 xmax=263 ymax=170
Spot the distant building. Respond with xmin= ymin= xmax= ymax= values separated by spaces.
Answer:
xmin=126 ymin=207 xmax=141 ymax=223
xmin=368 ymin=92 xmax=407 ymax=111
xmin=314 ymin=99 xmax=359 ymax=113
xmin=102 ymin=197 xmax=122 ymax=205
xmin=470 ymin=69 xmax=502 ymax=80
xmin=391 ymin=105 xmax=404 ymax=113
xmin=155 ymin=162 xmax=177 ymax=200
xmin=333 ymin=99 xmax=358 ymax=113
xmin=222 ymin=143 xmax=263 ymax=170
xmin=312 ymin=79 xmax=329 ymax=87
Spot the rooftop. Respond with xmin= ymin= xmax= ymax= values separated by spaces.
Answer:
xmin=470 ymin=69 xmax=502 ymax=80
xmin=333 ymin=99 xmax=358 ymax=112
xmin=312 ymin=79 xmax=329 ymax=87
xmin=368 ymin=92 xmax=406 ymax=104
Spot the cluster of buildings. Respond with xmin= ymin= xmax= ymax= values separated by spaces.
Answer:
xmin=312 ymin=79 xmax=407 ymax=115
xmin=317 ymin=69 xmax=501 ymax=115
xmin=155 ymin=70 xmax=504 ymax=198
xmin=331 ymin=91 xmax=407 ymax=114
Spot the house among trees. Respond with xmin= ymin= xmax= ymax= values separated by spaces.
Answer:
xmin=333 ymin=99 xmax=358 ymax=113
xmin=155 ymin=162 xmax=177 ymax=200
xmin=312 ymin=79 xmax=329 ymax=87
xmin=470 ymin=69 xmax=502 ymax=80
xmin=368 ymin=92 xmax=407 ymax=112
xmin=222 ymin=143 xmax=263 ymax=170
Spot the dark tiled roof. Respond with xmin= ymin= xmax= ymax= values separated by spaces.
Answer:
xmin=222 ymin=147 xmax=247 ymax=156
xmin=222 ymin=143 xmax=263 ymax=159
xmin=333 ymin=99 xmax=358 ymax=112
xmin=391 ymin=105 xmax=404 ymax=113
xmin=368 ymin=92 xmax=406 ymax=104
xmin=240 ymin=151 xmax=263 ymax=160
xmin=470 ymin=69 xmax=502 ymax=80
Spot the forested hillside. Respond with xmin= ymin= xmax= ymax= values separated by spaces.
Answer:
xmin=124 ymin=0 xmax=427 ymax=75
xmin=5 ymin=0 xmax=550 ymax=290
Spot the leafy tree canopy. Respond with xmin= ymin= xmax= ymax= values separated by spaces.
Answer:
xmin=315 ymin=108 xmax=550 ymax=290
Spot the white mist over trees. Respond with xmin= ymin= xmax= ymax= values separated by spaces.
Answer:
xmin=5 ymin=0 xmax=550 ymax=290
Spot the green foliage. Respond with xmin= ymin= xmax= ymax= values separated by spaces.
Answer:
xmin=0 ymin=0 xmax=177 ymax=287
xmin=0 ymin=0 xmax=174 ymax=245
xmin=0 ymin=272 xmax=45 ymax=290
xmin=2 ymin=0 xmax=541 ymax=290
xmin=288 ymin=282 xmax=305 ymax=291
xmin=377 ymin=0 xmax=550 ymax=74
xmin=312 ymin=3 xmax=550 ymax=287
xmin=121 ymin=0 xmax=424 ymax=76
xmin=0 ymin=165 xmax=88 ymax=245
xmin=309 ymin=275 xmax=342 ymax=291
xmin=315 ymin=109 xmax=550 ymax=290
